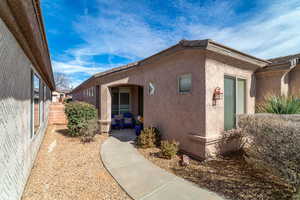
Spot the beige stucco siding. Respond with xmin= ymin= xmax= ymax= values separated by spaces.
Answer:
xmin=72 ymin=48 xmax=269 ymax=159
xmin=74 ymin=49 xmax=207 ymax=158
xmin=289 ymin=65 xmax=300 ymax=97
xmin=204 ymin=53 xmax=256 ymax=155
xmin=255 ymin=71 xmax=284 ymax=103
xmin=0 ymin=18 xmax=51 ymax=200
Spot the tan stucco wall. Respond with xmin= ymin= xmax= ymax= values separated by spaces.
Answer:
xmin=73 ymin=49 xmax=265 ymax=159
xmin=103 ymin=50 xmax=206 ymax=158
xmin=203 ymin=52 xmax=257 ymax=156
xmin=289 ymin=65 xmax=300 ymax=96
xmin=74 ymin=49 xmax=207 ymax=158
xmin=130 ymin=85 xmax=139 ymax=116
xmin=0 ymin=18 xmax=51 ymax=200
xmin=255 ymin=71 xmax=284 ymax=104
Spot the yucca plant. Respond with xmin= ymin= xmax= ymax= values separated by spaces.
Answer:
xmin=257 ymin=95 xmax=300 ymax=114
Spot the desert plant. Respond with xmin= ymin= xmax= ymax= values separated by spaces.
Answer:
xmin=137 ymin=127 xmax=160 ymax=148
xmin=64 ymin=101 xmax=97 ymax=136
xmin=216 ymin=128 xmax=246 ymax=156
xmin=81 ymin=119 xmax=99 ymax=143
xmin=160 ymin=140 xmax=179 ymax=159
xmin=152 ymin=127 xmax=161 ymax=146
xmin=257 ymin=95 xmax=300 ymax=114
xmin=239 ymin=114 xmax=300 ymax=198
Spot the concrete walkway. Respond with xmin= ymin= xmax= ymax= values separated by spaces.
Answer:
xmin=101 ymin=129 xmax=225 ymax=200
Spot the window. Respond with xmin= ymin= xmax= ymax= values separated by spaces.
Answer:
xmin=111 ymin=87 xmax=131 ymax=115
xmin=41 ymin=83 xmax=45 ymax=122
xmin=224 ymin=76 xmax=246 ymax=130
xmin=43 ymin=84 xmax=47 ymax=121
xmin=120 ymin=92 xmax=130 ymax=113
xmin=111 ymin=88 xmax=119 ymax=115
xmin=178 ymin=74 xmax=192 ymax=93
xmin=32 ymin=73 xmax=40 ymax=135
xmin=236 ymin=78 xmax=246 ymax=114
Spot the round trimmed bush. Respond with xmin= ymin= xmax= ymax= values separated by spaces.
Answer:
xmin=64 ymin=101 xmax=97 ymax=136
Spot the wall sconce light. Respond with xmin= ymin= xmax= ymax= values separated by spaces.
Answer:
xmin=212 ymin=87 xmax=223 ymax=106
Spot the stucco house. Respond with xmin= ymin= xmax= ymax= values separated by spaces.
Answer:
xmin=0 ymin=1 xmax=55 ymax=199
xmin=256 ymin=53 xmax=300 ymax=103
xmin=72 ymin=39 xmax=275 ymax=159
xmin=52 ymin=90 xmax=72 ymax=103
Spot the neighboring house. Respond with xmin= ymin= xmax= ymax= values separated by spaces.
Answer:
xmin=0 ymin=1 xmax=55 ymax=200
xmin=256 ymin=53 xmax=300 ymax=103
xmin=52 ymin=90 xmax=71 ymax=103
xmin=72 ymin=39 xmax=271 ymax=159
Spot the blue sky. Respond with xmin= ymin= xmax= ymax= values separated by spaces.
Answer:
xmin=42 ymin=0 xmax=300 ymax=88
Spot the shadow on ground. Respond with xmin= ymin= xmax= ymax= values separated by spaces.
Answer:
xmin=110 ymin=129 xmax=136 ymax=143
xmin=55 ymin=127 xmax=74 ymax=138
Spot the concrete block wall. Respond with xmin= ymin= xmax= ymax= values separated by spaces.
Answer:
xmin=0 ymin=18 xmax=50 ymax=200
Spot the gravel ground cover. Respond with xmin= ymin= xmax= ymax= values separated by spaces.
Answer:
xmin=22 ymin=125 xmax=131 ymax=200
xmin=138 ymin=147 xmax=293 ymax=200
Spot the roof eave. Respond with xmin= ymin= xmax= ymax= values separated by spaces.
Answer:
xmin=207 ymin=40 xmax=271 ymax=67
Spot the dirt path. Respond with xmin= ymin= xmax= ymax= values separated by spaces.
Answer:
xmin=22 ymin=125 xmax=131 ymax=200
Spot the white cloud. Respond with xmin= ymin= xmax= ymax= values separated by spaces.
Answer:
xmin=72 ymin=13 xmax=171 ymax=60
xmin=182 ymin=3 xmax=300 ymax=58
xmin=70 ymin=0 xmax=300 ymax=62
xmin=51 ymin=0 xmax=300 ymax=87
xmin=52 ymin=60 xmax=104 ymax=75
xmin=69 ymin=79 xmax=85 ymax=89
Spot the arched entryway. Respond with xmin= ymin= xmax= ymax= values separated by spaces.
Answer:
xmin=110 ymin=85 xmax=143 ymax=117
xmin=99 ymin=83 xmax=144 ymax=133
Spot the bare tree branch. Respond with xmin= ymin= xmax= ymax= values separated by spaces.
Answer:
xmin=54 ymin=72 xmax=70 ymax=90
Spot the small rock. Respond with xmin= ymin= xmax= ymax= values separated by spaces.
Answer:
xmin=181 ymin=154 xmax=190 ymax=166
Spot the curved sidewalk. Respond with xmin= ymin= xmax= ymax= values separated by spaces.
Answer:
xmin=101 ymin=130 xmax=225 ymax=200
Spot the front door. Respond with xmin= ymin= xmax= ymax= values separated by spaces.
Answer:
xmin=224 ymin=76 xmax=236 ymax=130
xmin=224 ymin=76 xmax=246 ymax=130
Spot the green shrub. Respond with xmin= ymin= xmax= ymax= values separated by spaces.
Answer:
xmin=160 ymin=140 xmax=179 ymax=159
xmin=239 ymin=114 xmax=300 ymax=198
xmin=137 ymin=127 xmax=160 ymax=148
xmin=81 ymin=119 xmax=99 ymax=143
xmin=64 ymin=101 xmax=97 ymax=136
xmin=257 ymin=95 xmax=300 ymax=114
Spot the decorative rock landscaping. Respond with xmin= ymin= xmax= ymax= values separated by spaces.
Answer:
xmin=22 ymin=125 xmax=131 ymax=200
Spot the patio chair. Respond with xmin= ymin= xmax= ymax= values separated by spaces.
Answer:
xmin=111 ymin=114 xmax=121 ymax=129
xmin=122 ymin=112 xmax=135 ymax=128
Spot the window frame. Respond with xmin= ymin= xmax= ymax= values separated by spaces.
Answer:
xmin=111 ymin=87 xmax=131 ymax=115
xmin=178 ymin=73 xmax=192 ymax=94
xmin=32 ymin=71 xmax=41 ymax=137
xmin=236 ymin=78 xmax=247 ymax=115
xmin=224 ymin=74 xmax=247 ymax=130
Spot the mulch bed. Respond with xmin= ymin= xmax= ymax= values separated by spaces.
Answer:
xmin=138 ymin=147 xmax=294 ymax=200
xmin=22 ymin=125 xmax=131 ymax=200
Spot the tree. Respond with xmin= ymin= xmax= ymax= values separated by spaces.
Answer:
xmin=54 ymin=72 xmax=70 ymax=90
